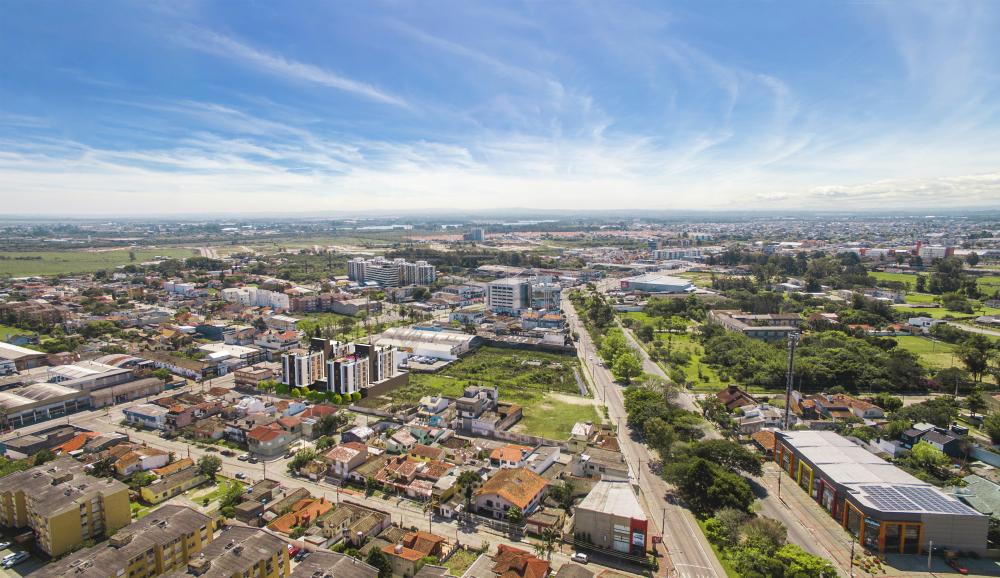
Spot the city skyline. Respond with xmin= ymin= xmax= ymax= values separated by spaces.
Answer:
xmin=3 ymin=1 xmax=1000 ymax=214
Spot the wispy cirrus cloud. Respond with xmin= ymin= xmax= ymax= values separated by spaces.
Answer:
xmin=174 ymin=27 xmax=409 ymax=108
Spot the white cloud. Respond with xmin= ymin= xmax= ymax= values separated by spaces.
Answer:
xmin=174 ymin=28 xmax=409 ymax=108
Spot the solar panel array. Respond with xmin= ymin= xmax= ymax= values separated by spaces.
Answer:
xmin=859 ymin=485 xmax=978 ymax=515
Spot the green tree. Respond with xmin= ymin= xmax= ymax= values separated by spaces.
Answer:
xmin=908 ymin=441 xmax=949 ymax=476
xmin=984 ymin=412 xmax=1000 ymax=445
xmin=612 ymin=352 xmax=643 ymax=384
xmin=505 ymin=505 xmax=523 ymax=524
xmin=643 ymin=417 xmax=677 ymax=457
xmin=868 ymin=393 xmax=903 ymax=413
xmin=534 ymin=527 xmax=559 ymax=561
xmin=599 ymin=330 xmax=629 ymax=363
xmin=957 ymin=334 xmax=992 ymax=382
xmin=33 ymin=449 xmax=56 ymax=466
xmin=197 ymin=455 xmax=222 ymax=480
xmin=684 ymin=439 xmax=763 ymax=476
xmin=366 ymin=547 xmax=392 ymax=578
xmin=151 ymin=368 xmax=173 ymax=382
xmin=775 ymin=544 xmax=838 ymax=577
xmin=968 ymin=385 xmax=987 ymax=418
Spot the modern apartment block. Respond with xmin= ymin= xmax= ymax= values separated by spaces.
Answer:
xmin=32 ymin=505 xmax=214 ymax=578
xmin=347 ymin=257 xmax=436 ymax=287
xmin=282 ymin=339 xmax=402 ymax=395
xmin=220 ymin=287 xmax=290 ymax=310
xmin=280 ymin=349 xmax=324 ymax=387
xmin=0 ymin=457 xmax=130 ymax=556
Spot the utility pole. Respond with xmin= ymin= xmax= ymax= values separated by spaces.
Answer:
xmin=783 ymin=332 xmax=800 ymax=430
xmin=849 ymin=538 xmax=855 ymax=577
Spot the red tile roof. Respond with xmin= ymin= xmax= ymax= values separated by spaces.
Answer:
xmin=492 ymin=545 xmax=549 ymax=578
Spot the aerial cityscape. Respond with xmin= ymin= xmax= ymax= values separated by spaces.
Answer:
xmin=2 ymin=2 xmax=1000 ymax=578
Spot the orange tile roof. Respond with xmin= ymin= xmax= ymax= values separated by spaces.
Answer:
xmin=492 ymin=545 xmax=549 ymax=578
xmin=382 ymin=544 xmax=424 ymax=562
xmin=56 ymin=432 xmax=99 ymax=454
xmin=477 ymin=467 xmax=548 ymax=510
xmin=248 ymin=424 xmax=285 ymax=442
xmin=266 ymin=497 xmax=332 ymax=534
xmin=153 ymin=458 xmax=194 ymax=476
xmin=751 ymin=430 xmax=776 ymax=452
xmin=403 ymin=531 xmax=445 ymax=556
xmin=490 ymin=444 xmax=532 ymax=463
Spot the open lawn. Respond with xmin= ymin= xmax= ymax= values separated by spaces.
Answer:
xmin=657 ymin=331 xmax=727 ymax=392
xmin=903 ymin=292 xmax=937 ymax=304
xmin=0 ymin=248 xmax=195 ymax=277
xmin=977 ymin=275 xmax=1000 ymax=293
xmin=870 ymin=271 xmax=920 ymax=288
xmin=297 ymin=311 xmax=360 ymax=338
xmin=891 ymin=305 xmax=958 ymax=319
xmin=674 ymin=271 xmax=715 ymax=288
xmin=893 ymin=336 xmax=958 ymax=369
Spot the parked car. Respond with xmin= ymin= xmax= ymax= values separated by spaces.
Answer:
xmin=0 ymin=541 xmax=11 ymax=550
xmin=2 ymin=551 xmax=29 ymax=568
xmin=237 ymin=454 xmax=249 ymax=461
xmin=570 ymin=553 xmax=588 ymax=564
xmin=284 ymin=451 xmax=295 ymax=459
xmin=248 ymin=456 xmax=259 ymax=464
xmin=221 ymin=450 xmax=235 ymax=457
xmin=234 ymin=472 xmax=246 ymax=480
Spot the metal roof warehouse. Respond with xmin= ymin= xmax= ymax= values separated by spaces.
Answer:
xmin=775 ymin=430 xmax=987 ymax=555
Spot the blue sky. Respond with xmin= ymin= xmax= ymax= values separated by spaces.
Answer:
xmin=2 ymin=1 xmax=999 ymax=214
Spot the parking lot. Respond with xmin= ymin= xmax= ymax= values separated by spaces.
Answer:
xmin=0 ymin=540 xmax=44 ymax=578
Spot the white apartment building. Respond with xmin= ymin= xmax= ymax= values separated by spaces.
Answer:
xmin=347 ymin=257 xmax=436 ymax=287
xmin=221 ymin=287 xmax=290 ymax=310
xmin=486 ymin=278 xmax=532 ymax=314
xmin=280 ymin=349 xmax=324 ymax=387
xmin=326 ymin=356 xmax=369 ymax=395
xmin=918 ymin=245 xmax=953 ymax=262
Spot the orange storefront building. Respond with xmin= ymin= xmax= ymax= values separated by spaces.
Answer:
xmin=775 ymin=431 xmax=987 ymax=555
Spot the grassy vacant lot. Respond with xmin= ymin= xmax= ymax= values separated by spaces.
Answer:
xmin=444 ymin=549 xmax=480 ymax=577
xmin=674 ymin=271 xmax=715 ymax=288
xmin=393 ymin=346 xmax=593 ymax=439
xmin=621 ymin=312 xmax=727 ymax=392
xmin=892 ymin=305 xmax=954 ymax=319
xmin=0 ymin=248 xmax=195 ymax=277
xmin=893 ymin=336 xmax=958 ymax=369
xmin=870 ymin=271 xmax=919 ymax=288
xmin=0 ymin=324 xmax=31 ymax=341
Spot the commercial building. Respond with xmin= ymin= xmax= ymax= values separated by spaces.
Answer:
xmin=0 ymin=382 xmax=91 ymax=428
xmin=0 ymin=341 xmax=48 ymax=370
xmin=348 ymin=257 xmax=436 ymax=287
xmin=32 ymin=505 xmax=214 ymax=578
xmin=486 ymin=278 xmax=532 ymax=314
xmin=618 ymin=273 xmax=694 ymax=294
xmin=124 ymin=403 xmax=171 ymax=430
xmin=775 ymin=431 xmax=988 ymax=554
xmin=0 ymin=457 xmax=131 ymax=556
xmin=375 ymin=327 xmax=478 ymax=361
xmin=707 ymin=310 xmax=802 ymax=342
xmin=573 ymin=478 xmax=648 ymax=556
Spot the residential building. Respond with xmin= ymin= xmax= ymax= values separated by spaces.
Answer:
xmin=221 ymin=286 xmax=290 ymax=310
xmin=234 ymin=365 xmax=275 ymax=390
xmin=348 ymin=257 xmax=436 ymax=287
xmin=280 ymin=349 xmax=324 ymax=388
xmin=289 ymin=551 xmax=376 ymax=578
xmin=475 ymin=467 xmax=548 ymax=519
xmin=918 ymin=245 xmax=954 ymax=262
xmin=31 ymin=505 xmax=214 ymax=578
xmin=570 ymin=446 xmax=629 ymax=480
xmin=141 ymin=468 xmax=208 ymax=504
xmin=114 ymin=447 xmax=170 ymax=476
xmin=247 ymin=424 xmax=296 ymax=458
xmin=463 ymin=228 xmax=486 ymax=242
xmin=775 ymin=430 xmax=987 ymax=554
xmin=0 ymin=457 xmax=131 ymax=556
xmin=738 ymin=404 xmax=796 ymax=435
xmin=490 ymin=444 xmax=532 ymax=469
xmin=715 ymin=384 xmax=758 ymax=412
xmin=124 ymin=403 xmax=171 ymax=430
xmin=382 ymin=531 xmax=447 ymax=578
xmin=156 ymin=526 xmax=289 ymax=578
xmin=573 ymin=478 xmax=648 ymax=556
xmin=489 ymin=545 xmax=550 ymax=578
xmin=324 ymin=442 xmax=369 ymax=480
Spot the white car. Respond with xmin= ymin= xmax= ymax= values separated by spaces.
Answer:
xmin=570 ymin=552 xmax=588 ymax=564
xmin=0 ymin=541 xmax=10 ymax=550
xmin=237 ymin=454 xmax=250 ymax=462
xmin=2 ymin=551 xmax=28 ymax=568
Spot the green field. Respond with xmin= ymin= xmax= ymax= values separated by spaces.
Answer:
xmin=892 ymin=305 xmax=954 ymax=319
xmin=903 ymin=292 xmax=937 ymax=304
xmin=0 ymin=248 xmax=195 ymax=277
xmin=893 ymin=336 xmax=958 ymax=369
xmin=621 ymin=312 xmax=727 ymax=392
xmin=389 ymin=346 xmax=594 ymax=439
xmin=674 ymin=271 xmax=716 ymax=288
xmin=0 ymin=324 xmax=32 ymax=341
xmin=870 ymin=271 xmax=919 ymax=288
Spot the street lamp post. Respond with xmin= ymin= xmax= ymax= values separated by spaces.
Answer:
xmin=783 ymin=332 xmax=800 ymax=430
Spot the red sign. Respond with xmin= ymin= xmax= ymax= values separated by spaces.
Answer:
xmin=652 ymin=536 xmax=662 ymax=544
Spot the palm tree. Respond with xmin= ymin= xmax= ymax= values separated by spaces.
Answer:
xmin=533 ymin=527 xmax=559 ymax=561
xmin=457 ymin=471 xmax=480 ymax=512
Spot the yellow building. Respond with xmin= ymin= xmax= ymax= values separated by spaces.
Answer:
xmin=31 ymin=505 xmax=214 ymax=578
xmin=158 ymin=526 xmax=289 ymax=578
xmin=141 ymin=468 xmax=208 ymax=504
xmin=0 ymin=457 xmax=130 ymax=556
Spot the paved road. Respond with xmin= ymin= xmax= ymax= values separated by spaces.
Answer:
xmin=947 ymin=321 xmax=1000 ymax=338
xmin=609 ymin=304 xmax=854 ymax=576
xmin=565 ymin=297 xmax=725 ymax=578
